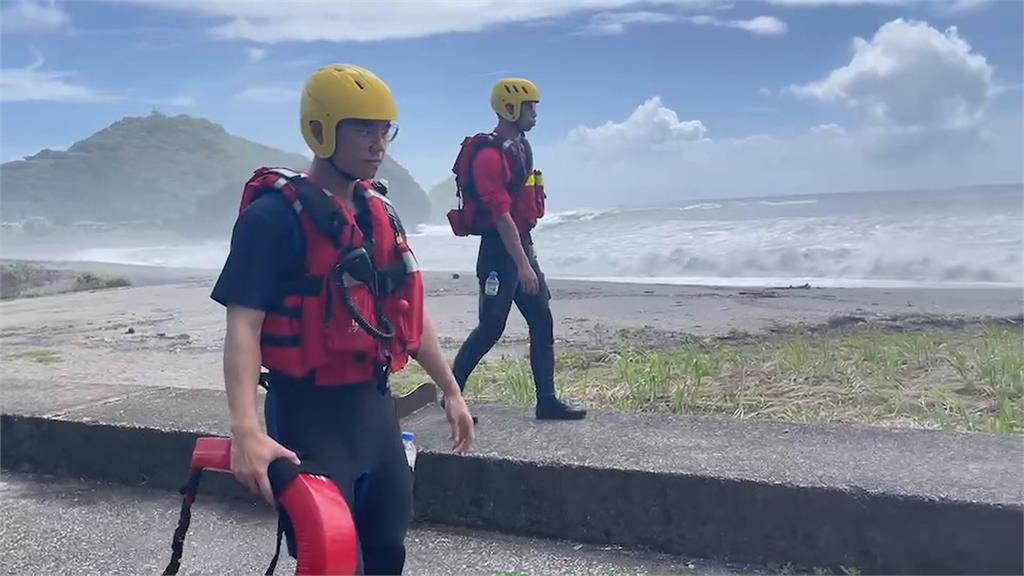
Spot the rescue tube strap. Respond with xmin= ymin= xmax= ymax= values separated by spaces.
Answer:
xmin=264 ymin=516 xmax=286 ymax=575
xmin=161 ymin=469 xmax=203 ymax=576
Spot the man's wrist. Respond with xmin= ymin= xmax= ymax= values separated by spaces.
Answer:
xmin=443 ymin=389 xmax=466 ymax=405
xmin=440 ymin=379 xmax=464 ymax=400
xmin=230 ymin=420 xmax=262 ymax=437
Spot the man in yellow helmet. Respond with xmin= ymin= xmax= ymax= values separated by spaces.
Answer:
xmin=210 ymin=64 xmax=475 ymax=574
xmin=447 ymin=78 xmax=587 ymax=420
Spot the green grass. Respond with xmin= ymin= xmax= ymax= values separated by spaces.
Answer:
xmin=1 ymin=263 xmax=59 ymax=299
xmin=451 ymin=322 xmax=1023 ymax=434
xmin=71 ymin=272 xmax=132 ymax=292
xmin=0 ymin=263 xmax=132 ymax=300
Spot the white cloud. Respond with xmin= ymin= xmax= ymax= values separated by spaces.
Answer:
xmin=567 ymin=97 xmax=708 ymax=152
xmin=542 ymin=97 xmax=1021 ymax=210
xmin=583 ymin=10 xmax=787 ymax=36
xmin=764 ymin=0 xmax=994 ymax=13
xmin=474 ymin=69 xmax=514 ymax=78
xmin=758 ymin=87 xmax=774 ymax=96
xmin=764 ymin=0 xmax=905 ymax=5
xmin=0 ymin=51 xmax=115 ymax=103
xmin=686 ymin=14 xmax=787 ymax=35
xmin=811 ymin=123 xmax=847 ymax=136
xmin=787 ymin=19 xmax=994 ymax=158
xmin=109 ymin=0 xmax=740 ymax=43
xmin=0 ymin=51 xmax=194 ymax=107
xmin=937 ymin=0 xmax=994 ymax=14
xmin=582 ymin=11 xmax=677 ymax=35
xmin=733 ymin=15 xmax=788 ymax=35
xmin=235 ymin=87 xmax=299 ymax=103
xmin=0 ymin=0 xmax=70 ymax=34
xmin=247 ymin=47 xmax=268 ymax=62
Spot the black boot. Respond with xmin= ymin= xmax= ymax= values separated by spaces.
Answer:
xmin=536 ymin=396 xmax=587 ymax=420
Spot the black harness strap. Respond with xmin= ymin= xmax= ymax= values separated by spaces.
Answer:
xmin=162 ymin=469 xmax=204 ymax=575
xmin=288 ymin=175 xmax=347 ymax=251
xmin=457 ymin=133 xmax=532 ymax=203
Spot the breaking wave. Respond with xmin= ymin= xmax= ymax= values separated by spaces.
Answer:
xmin=40 ymin=188 xmax=1024 ymax=288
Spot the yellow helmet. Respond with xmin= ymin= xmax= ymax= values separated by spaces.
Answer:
xmin=491 ymin=78 xmax=540 ymax=123
xmin=300 ymin=64 xmax=398 ymax=158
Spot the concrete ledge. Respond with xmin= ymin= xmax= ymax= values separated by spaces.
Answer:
xmin=404 ymin=406 xmax=1022 ymax=574
xmin=0 ymin=379 xmax=437 ymax=501
xmin=2 ymin=380 xmax=1021 ymax=575
xmin=414 ymin=452 xmax=1022 ymax=575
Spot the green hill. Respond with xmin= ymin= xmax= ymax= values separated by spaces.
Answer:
xmin=428 ymin=175 xmax=458 ymax=223
xmin=0 ymin=111 xmax=430 ymax=234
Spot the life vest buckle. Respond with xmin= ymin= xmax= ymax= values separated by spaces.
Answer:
xmin=334 ymin=247 xmax=376 ymax=291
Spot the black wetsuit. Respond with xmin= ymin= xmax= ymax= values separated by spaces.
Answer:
xmin=211 ymin=191 xmax=412 ymax=575
xmin=452 ymin=231 xmax=556 ymax=400
xmin=265 ymin=378 xmax=411 ymax=575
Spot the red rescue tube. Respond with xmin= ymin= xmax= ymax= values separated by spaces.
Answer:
xmin=165 ymin=436 xmax=358 ymax=576
xmin=273 ymin=471 xmax=360 ymax=576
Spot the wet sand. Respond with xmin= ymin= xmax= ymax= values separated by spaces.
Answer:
xmin=1 ymin=260 xmax=1020 ymax=392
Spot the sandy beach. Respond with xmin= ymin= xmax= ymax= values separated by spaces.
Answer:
xmin=2 ymin=259 xmax=1021 ymax=395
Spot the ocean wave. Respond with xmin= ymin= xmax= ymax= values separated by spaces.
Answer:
xmin=535 ymin=208 xmax=620 ymax=229
xmin=412 ymin=224 xmax=454 ymax=237
xmin=47 ymin=192 xmax=1022 ymax=288
xmin=536 ymin=241 xmax=1021 ymax=285
xmin=759 ymin=199 xmax=819 ymax=207
xmin=73 ymin=243 xmax=229 ymax=269
xmin=680 ymin=202 xmax=723 ymax=211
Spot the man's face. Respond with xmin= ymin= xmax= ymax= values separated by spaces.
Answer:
xmin=331 ymin=119 xmax=397 ymax=180
xmin=517 ymin=101 xmax=538 ymax=132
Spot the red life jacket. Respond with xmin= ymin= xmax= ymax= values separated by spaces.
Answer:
xmin=446 ymin=133 xmax=546 ymax=236
xmin=239 ymin=167 xmax=424 ymax=387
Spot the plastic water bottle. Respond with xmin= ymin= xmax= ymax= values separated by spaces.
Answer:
xmin=484 ymin=271 xmax=499 ymax=296
xmin=402 ymin=431 xmax=416 ymax=470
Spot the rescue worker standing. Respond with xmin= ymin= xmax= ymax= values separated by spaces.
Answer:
xmin=211 ymin=64 xmax=475 ymax=575
xmin=447 ymin=78 xmax=586 ymax=420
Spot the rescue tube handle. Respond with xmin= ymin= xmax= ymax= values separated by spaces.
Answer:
xmin=190 ymin=436 xmax=232 ymax=472
xmin=189 ymin=437 xmax=313 ymax=481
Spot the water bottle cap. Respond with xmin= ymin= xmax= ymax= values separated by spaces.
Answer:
xmin=401 ymin=431 xmax=414 ymax=442
xmin=488 ymin=271 xmax=497 ymax=278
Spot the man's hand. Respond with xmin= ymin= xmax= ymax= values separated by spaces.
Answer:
xmin=443 ymin=392 xmax=475 ymax=453
xmin=517 ymin=262 xmax=539 ymax=295
xmin=230 ymin=427 xmax=300 ymax=505
xmin=414 ymin=313 xmax=476 ymax=454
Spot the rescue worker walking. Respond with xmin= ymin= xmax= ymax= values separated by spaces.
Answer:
xmin=447 ymin=78 xmax=586 ymax=420
xmin=211 ymin=64 xmax=475 ymax=575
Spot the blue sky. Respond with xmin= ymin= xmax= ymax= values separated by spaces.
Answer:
xmin=1 ymin=0 xmax=1021 ymax=208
